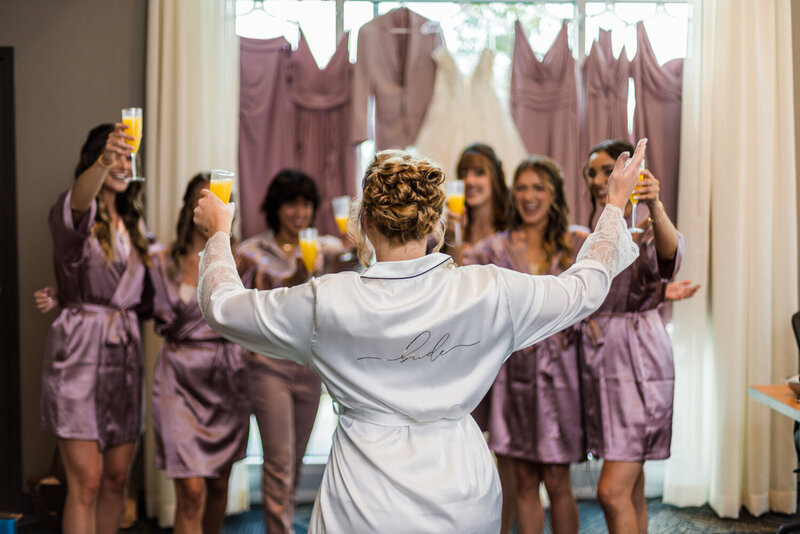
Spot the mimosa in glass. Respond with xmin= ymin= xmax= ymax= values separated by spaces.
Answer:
xmin=629 ymin=159 xmax=645 ymax=234
xmin=122 ymin=107 xmax=144 ymax=182
xmin=210 ymin=169 xmax=234 ymax=204
xmin=332 ymin=196 xmax=351 ymax=235
xmin=299 ymin=227 xmax=318 ymax=273
xmin=446 ymin=180 xmax=465 ymax=245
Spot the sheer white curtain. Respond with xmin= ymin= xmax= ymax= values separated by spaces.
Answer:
xmin=664 ymin=0 xmax=798 ymax=518
xmin=143 ymin=0 xmax=243 ymax=526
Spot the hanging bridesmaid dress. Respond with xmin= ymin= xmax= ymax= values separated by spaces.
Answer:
xmin=239 ymin=37 xmax=297 ymax=238
xmin=510 ymin=21 xmax=581 ymax=224
xmin=631 ymin=21 xmax=683 ymax=223
xmin=291 ymin=31 xmax=356 ymax=237
xmin=580 ymin=29 xmax=631 ymax=227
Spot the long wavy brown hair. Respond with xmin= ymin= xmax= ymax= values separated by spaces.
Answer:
xmin=354 ymin=150 xmax=446 ymax=266
xmin=510 ymin=155 xmax=574 ymax=271
xmin=455 ymin=143 xmax=510 ymax=241
xmin=168 ymin=173 xmax=211 ymax=279
xmin=74 ymin=123 xmax=150 ymax=266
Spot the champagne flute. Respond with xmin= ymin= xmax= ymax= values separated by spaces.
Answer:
xmin=446 ymin=180 xmax=465 ymax=246
xmin=332 ymin=195 xmax=350 ymax=235
xmin=331 ymin=195 xmax=353 ymax=262
xmin=209 ymin=169 xmax=234 ymax=203
xmin=121 ymin=107 xmax=145 ymax=182
xmin=299 ymin=227 xmax=319 ymax=273
xmin=628 ymin=159 xmax=645 ymax=234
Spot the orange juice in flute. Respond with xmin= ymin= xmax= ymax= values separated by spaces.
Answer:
xmin=299 ymin=228 xmax=318 ymax=273
xmin=628 ymin=159 xmax=645 ymax=233
xmin=122 ymin=107 xmax=145 ymax=182
xmin=210 ymin=169 xmax=234 ymax=204
xmin=446 ymin=180 xmax=465 ymax=245
xmin=332 ymin=196 xmax=351 ymax=235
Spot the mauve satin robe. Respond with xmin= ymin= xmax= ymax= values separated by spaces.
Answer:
xmin=466 ymin=230 xmax=588 ymax=464
xmin=291 ymin=31 xmax=356 ymax=238
xmin=148 ymin=250 xmax=249 ymax=479
xmin=41 ymin=189 xmax=146 ymax=451
xmin=581 ymin=223 xmax=685 ymax=461
xmin=350 ymin=7 xmax=442 ymax=150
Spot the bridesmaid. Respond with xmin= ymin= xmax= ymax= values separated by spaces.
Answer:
xmin=446 ymin=143 xmax=517 ymax=534
xmin=40 ymin=122 xmax=149 ymax=534
xmin=580 ymin=139 xmax=683 ymax=534
xmin=148 ymin=174 xmax=250 ymax=533
xmin=465 ymin=156 xmax=586 ymax=534
xmin=235 ymin=169 xmax=350 ymax=534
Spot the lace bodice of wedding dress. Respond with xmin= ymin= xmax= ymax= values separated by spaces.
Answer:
xmin=412 ymin=48 xmax=527 ymax=183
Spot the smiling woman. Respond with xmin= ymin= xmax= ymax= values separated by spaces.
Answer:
xmin=39 ymin=122 xmax=151 ymax=533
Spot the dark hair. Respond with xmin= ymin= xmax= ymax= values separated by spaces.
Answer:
xmin=511 ymin=155 xmax=574 ymax=271
xmin=455 ymin=143 xmax=510 ymax=239
xmin=170 ymin=172 xmax=211 ymax=273
xmin=75 ymin=123 xmax=149 ymax=266
xmin=260 ymin=169 xmax=320 ymax=233
xmin=584 ymin=139 xmax=634 ymax=228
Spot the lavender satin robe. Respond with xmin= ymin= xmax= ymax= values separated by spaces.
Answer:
xmin=581 ymin=223 xmax=684 ymax=461
xmin=466 ymin=230 xmax=588 ymax=464
xmin=41 ymin=189 xmax=146 ymax=451
xmin=149 ymin=250 xmax=249 ymax=479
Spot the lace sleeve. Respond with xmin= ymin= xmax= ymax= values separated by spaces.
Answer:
xmin=197 ymin=231 xmax=243 ymax=316
xmin=576 ymin=204 xmax=639 ymax=278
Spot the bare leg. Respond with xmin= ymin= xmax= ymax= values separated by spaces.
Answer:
xmin=542 ymin=464 xmax=578 ymax=534
xmin=96 ymin=442 xmax=137 ymax=534
xmin=174 ymin=477 xmax=206 ymax=534
xmin=203 ymin=466 xmax=232 ymax=534
xmin=497 ymin=454 xmax=518 ymax=534
xmin=597 ymin=461 xmax=643 ymax=534
xmin=632 ymin=467 xmax=647 ymax=534
xmin=59 ymin=439 xmax=102 ymax=534
xmin=514 ymin=459 xmax=544 ymax=534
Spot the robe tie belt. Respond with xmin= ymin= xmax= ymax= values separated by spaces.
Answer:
xmin=336 ymin=404 xmax=463 ymax=427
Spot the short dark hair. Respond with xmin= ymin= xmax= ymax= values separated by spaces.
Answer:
xmin=260 ymin=169 xmax=320 ymax=233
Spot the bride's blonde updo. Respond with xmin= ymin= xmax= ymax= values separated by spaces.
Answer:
xmin=350 ymin=150 xmax=447 ymax=266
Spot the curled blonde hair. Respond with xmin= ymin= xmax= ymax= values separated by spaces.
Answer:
xmin=349 ymin=150 xmax=447 ymax=266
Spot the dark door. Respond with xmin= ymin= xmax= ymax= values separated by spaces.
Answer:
xmin=0 ymin=46 xmax=22 ymax=511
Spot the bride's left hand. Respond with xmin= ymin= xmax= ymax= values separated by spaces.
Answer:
xmin=193 ymin=190 xmax=235 ymax=237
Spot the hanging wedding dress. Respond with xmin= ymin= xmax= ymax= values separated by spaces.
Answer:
xmin=412 ymin=47 xmax=527 ymax=183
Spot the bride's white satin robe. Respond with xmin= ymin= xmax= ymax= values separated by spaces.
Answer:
xmin=197 ymin=205 xmax=638 ymax=533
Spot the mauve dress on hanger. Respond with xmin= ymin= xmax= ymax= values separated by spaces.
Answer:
xmin=239 ymin=36 xmax=297 ymax=239
xmin=465 ymin=230 xmax=588 ymax=464
xmin=580 ymin=29 xmax=631 ymax=227
xmin=41 ymin=189 xmax=146 ymax=451
xmin=510 ymin=21 xmax=580 ymax=223
xmin=631 ymin=21 xmax=683 ymax=223
xmin=149 ymin=249 xmax=250 ymax=479
xmin=291 ymin=31 xmax=356 ymax=237
xmin=350 ymin=7 xmax=442 ymax=150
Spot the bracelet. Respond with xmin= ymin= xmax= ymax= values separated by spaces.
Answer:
xmin=648 ymin=201 xmax=666 ymax=225
xmin=96 ymin=154 xmax=113 ymax=169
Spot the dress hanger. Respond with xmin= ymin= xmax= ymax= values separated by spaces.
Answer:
xmin=588 ymin=1 xmax=633 ymax=28
xmin=238 ymin=0 xmax=299 ymax=26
